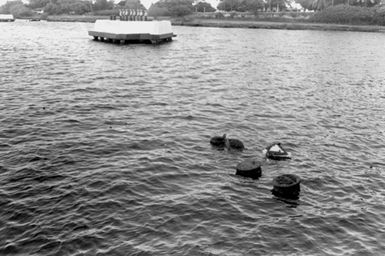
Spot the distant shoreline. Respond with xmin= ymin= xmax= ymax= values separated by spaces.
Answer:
xmin=173 ymin=18 xmax=385 ymax=33
xmin=44 ymin=15 xmax=107 ymax=23
xmin=42 ymin=15 xmax=385 ymax=33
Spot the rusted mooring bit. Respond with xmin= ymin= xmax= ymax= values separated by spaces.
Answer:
xmin=210 ymin=134 xmax=244 ymax=151
xmin=236 ymin=159 xmax=262 ymax=179
xmin=272 ymin=174 xmax=301 ymax=199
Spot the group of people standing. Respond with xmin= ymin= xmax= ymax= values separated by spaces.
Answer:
xmin=118 ymin=9 xmax=148 ymax=21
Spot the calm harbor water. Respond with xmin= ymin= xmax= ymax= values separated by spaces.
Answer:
xmin=1 ymin=20 xmax=385 ymax=255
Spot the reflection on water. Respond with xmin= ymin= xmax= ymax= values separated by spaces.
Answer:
xmin=0 ymin=21 xmax=385 ymax=255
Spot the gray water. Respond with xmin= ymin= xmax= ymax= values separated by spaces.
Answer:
xmin=1 ymin=20 xmax=385 ymax=255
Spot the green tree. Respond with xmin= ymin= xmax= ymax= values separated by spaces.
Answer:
xmin=27 ymin=0 xmax=50 ymax=9
xmin=44 ymin=3 xmax=61 ymax=14
xmin=66 ymin=0 xmax=91 ymax=14
xmin=10 ymin=4 xmax=34 ymax=16
xmin=243 ymin=0 xmax=264 ymax=12
xmin=295 ymin=0 xmax=313 ymax=10
xmin=194 ymin=1 xmax=216 ymax=12
xmin=1 ymin=0 xmax=24 ymax=14
xmin=271 ymin=0 xmax=288 ymax=10
xmin=93 ymin=0 xmax=114 ymax=10
xmin=118 ymin=0 xmax=146 ymax=9
xmin=150 ymin=0 xmax=194 ymax=16
xmin=169 ymin=4 xmax=193 ymax=16
xmin=0 ymin=0 xmax=23 ymax=13
xmin=0 ymin=0 xmax=34 ymax=16
xmin=314 ymin=0 xmax=327 ymax=10
xmin=295 ymin=0 xmax=380 ymax=10
xmin=295 ymin=0 xmax=327 ymax=10
xmin=217 ymin=0 xmax=266 ymax=12
xmin=217 ymin=0 xmax=239 ymax=11
xmin=148 ymin=4 xmax=170 ymax=16
xmin=43 ymin=0 xmax=91 ymax=14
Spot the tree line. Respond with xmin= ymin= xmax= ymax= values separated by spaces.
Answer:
xmin=1 ymin=0 xmax=384 ymax=18
xmin=0 ymin=0 xmax=148 ymax=16
xmin=296 ymin=0 xmax=381 ymax=11
xmin=0 ymin=0 xmax=217 ymax=17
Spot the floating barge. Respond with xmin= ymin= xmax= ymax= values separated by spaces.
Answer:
xmin=88 ymin=18 xmax=175 ymax=45
xmin=0 ymin=14 xmax=15 ymax=22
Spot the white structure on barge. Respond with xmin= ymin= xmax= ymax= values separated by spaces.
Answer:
xmin=89 ymin=20 xmax=174 ymax=44
xmin=88 ymin=10 xmax=175 ymax=45
xmin=0 ymin=14 xmax=15 ymax=22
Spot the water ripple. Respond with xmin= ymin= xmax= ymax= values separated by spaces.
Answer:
xmin=0 ymin=21 xmax=385 ymax=255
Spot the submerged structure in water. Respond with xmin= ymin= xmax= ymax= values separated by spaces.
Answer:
xmin=210 ymin=134 xmax=244 ymax=151
xmin=272 ymin=174 xmax=301 ymax=199
xmin=263 ymin=143 xmax=291 ymax=160
xmin=235 ymin=158 xmax=262 ymax=179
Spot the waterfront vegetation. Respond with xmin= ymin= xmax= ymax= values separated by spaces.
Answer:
xmin=0 ymin=0 xmax=384 ymax=26
xmin=311 ymin=4 xmax=385 ymax=25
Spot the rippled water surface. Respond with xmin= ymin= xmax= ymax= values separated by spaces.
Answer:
xmin=1 ymin=21 xmax=385 ymax=255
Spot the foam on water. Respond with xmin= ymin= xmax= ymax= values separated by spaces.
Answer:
xmin=0 ymin=21 xmax=385 ymax=255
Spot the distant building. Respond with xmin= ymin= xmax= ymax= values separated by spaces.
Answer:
xmin=34 ymin=8 xmax=44 ymax=14
xmin=0 ymin=14 xmax=15 ymax=22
